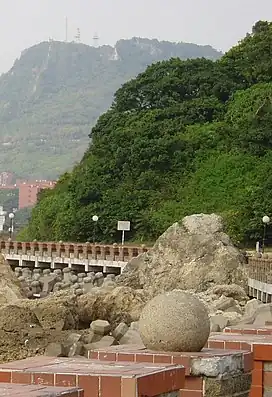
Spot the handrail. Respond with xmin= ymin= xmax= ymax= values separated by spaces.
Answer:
xmin=0 ymin=241 xmax=150 ymax=262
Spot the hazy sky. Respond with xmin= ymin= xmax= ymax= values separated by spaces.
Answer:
xmin=0 ymin=0 xmax=271 ymax=74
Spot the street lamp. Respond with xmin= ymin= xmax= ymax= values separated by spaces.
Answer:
xmin=8 ymin=212 xmax=15 ymax=239
xmin=262 ymin=215 xmax=270 ymax=254
xmin=92 ymin=215 xmax=99 ymax=244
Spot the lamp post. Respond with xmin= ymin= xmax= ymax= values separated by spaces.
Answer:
xmin=92 ymin=215 xmax=99 ymax=244
xmin=262 ymin=215 xmax=270 ymax=254
xmin=8 ymin=212 xmax=15 ymax=240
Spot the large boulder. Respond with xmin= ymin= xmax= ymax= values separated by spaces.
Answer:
xmin=77 ymin=286 xmax=149 ymax=327
xmin=20 ymin=290 xmax=79 ymax=331
xmin=118 ymin=214 xmax=247 ymax=295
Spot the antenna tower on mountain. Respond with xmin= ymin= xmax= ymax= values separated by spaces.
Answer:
xmin=93 ymin=33 xmax=99 ymax=47
xmin=75 ymin=28 xmax=81 ymax=43
xmin=65 ymin=17 xmax=68 ymax=42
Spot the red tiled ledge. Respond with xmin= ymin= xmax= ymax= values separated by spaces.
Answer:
xmin=0 ymin=382 xmax=83 ymax=396
xmin=208 ymin=332 xmax=272 ymax=357
xmin=88 ymin=345 xmax=253 ymax=375
xmin=224 ymin=325 xmax=272 ymax=336
xmin=208 ymin=332 xmax=272 ymax=397
xmin=87 ymin=345 xmax=253 ymax=397
xmin=0 ymin=356 xmax=185 ymax=397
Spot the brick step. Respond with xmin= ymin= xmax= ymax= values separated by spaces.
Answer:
xmin=87 ymin=345 xmax=253 ymax=397
xmin=0 ymin=382 xmax=82 ymax=396
xmin=224 ymin=325 xmax=272 ymax=335
xmin=0 ymin=356 xmax=185 ymax=397
xmin=209 ymin=331 xmax=272 ymax=397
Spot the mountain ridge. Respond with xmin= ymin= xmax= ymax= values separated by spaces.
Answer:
xmin=0 ymin=37 xmax=221 ymax=179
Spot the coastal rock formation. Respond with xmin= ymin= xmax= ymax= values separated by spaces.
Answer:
xmin=118 ymin=214 xmax=247 ymax=295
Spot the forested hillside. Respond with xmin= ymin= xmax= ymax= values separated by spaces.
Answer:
xmin=20 ymin=21 xmax=272 ymax=245
xmin=0 ymin=38 xmax=220 ymax=179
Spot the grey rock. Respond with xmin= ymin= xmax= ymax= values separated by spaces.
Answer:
xmin=67 ymin=342 xmax=83 ymax=357
xmin=119 ymin=329 xmax=144 ymax=346
xmin=45 ymin=342 xmax=65 ymax=357
xmin=112 ymin=322 xmax=129 ymax=341
xmin=84 ymin=335 xmax=116 ymax=352
xmin=117 ymin=214 xmax=247 ymax=294
xmin=210 ymin=314 xmax=229 ymax=331
xmin=90 ymin=319 xmax=111 ymax=335
xmin=130 ymin=321 xmax=139 ymax=331
xmin=75 ymin=288 xmax=84 ymax=296
xmin=191 ymin=353 xmax=243 ymax=377
xmin=70 ymin=275 xmax=78 ymax=284
xmin=139 ymin=290 xmax=210 ymax=352
xmin=213 ymin=297 xmax=237 ymax=312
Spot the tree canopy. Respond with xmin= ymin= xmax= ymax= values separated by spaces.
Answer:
xmin=20 ymin=21 xmax=272 ymax=246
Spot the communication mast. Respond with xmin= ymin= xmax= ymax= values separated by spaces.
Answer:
xmin=65 ymin=17 xmax=68 ymax=42
xmin=93 ymin=33 xmax=99 ymax=47
xmin=75 ymin=28 xmax=81 ymax=43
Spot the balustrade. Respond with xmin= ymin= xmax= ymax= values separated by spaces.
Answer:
xmin=247 ymin=257 xmax=272 ymax=284
xmin=0 ymin=241 xmax=149 ymax=262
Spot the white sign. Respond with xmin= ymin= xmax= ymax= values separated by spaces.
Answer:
xmin=117 ymin=221 xmax=131 ymax=231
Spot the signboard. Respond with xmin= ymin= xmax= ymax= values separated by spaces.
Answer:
xmin=117 ymin=221 xmax=131 ymax=231
xmin=117 ymin=221 xmax=131 ymax=245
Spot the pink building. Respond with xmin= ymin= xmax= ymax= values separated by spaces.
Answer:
xmin=18 ymin=180 xmax=56 ymax=209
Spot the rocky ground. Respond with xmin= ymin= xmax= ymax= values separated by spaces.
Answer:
xmin=0 ymin=214 xmax=269 ymax=362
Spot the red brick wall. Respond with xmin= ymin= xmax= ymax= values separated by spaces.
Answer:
xmin=0 ymin=383 xmax=83 ymax=397
xmin=209 ymin=327 xmax=272 ymax=397
xmin=89 ymin=347 xmax=252 ymax=397
xmin=0 ymin=357 xmax=185 ymax=397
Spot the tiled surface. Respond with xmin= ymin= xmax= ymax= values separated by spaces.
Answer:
xmin=88 ymin=345 xmax=253 ymax=374
xmin=208 ymin=332 xmax=272 ymax=361
xmin=0 ymin=382 xmax=83 ymax=396
xmin=209 ymin=328 xmax=272 ymax=397
xmin=87 ymin=345 xmax=253 ymax=397
xmin=225 ymin=325 xmax=272 ymax=335
xmin=0 ymin=357 xmax=185 ymax=397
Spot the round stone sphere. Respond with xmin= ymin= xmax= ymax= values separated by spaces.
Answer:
xmin=139 ymin=291 xmax=210 ymax=352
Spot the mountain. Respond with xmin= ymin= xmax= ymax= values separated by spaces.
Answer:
xmin=20 ymin=21 xmax=272 ymax=246
xmin=0 ymin=38 xmax=221 ymax=179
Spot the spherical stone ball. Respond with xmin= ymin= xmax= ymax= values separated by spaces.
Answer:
xmin=139 ymin=290 xmax=210 ymax=352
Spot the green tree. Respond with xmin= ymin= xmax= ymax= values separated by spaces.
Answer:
xmin=21 ymin=21 xmax=272 ymax=246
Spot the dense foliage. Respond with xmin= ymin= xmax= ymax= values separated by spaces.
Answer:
xmin=0 ymin=38 xmax=220 ymax=179
xmin=20 ymin=21 xmax=272 ymax=245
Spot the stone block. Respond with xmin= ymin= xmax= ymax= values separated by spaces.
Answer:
xmin=83 ymin=335 xmax=116 ymax=353
xmin=210 ymin=314 xmax=229 ymax=331
xmin=204 ymin=373 xmax=252 ymax=397
xmin=67 ymin=333 xmax=82 ymax=344
xmin=213 ymin=296 xmax=236 ymax=312
xmin=112 ymin=322 xmax=129 ymax=341
xmin=70 ymin=275 xmax=78 ymax=284
xmin=45 ymin=342 xmax=65 ymax=357
xmin=191 ymin=354 xmax=243 ymax=378
xmin=81 ymin=330 xmax=95 ymax=344
xmin=94 ymin=272 xmax=104 ymax=287
xmin=119 ymin=329 xmax=144 ymax=346
xmin=90 ymin=319 xmax=111 ymax=335
xmin=31 ymin=280 xmax=42 ymax=294
xmin=40 ymin=275 xmax=58 ymax=295
xmin=67 ymin=341 xmax=83 ymax=357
